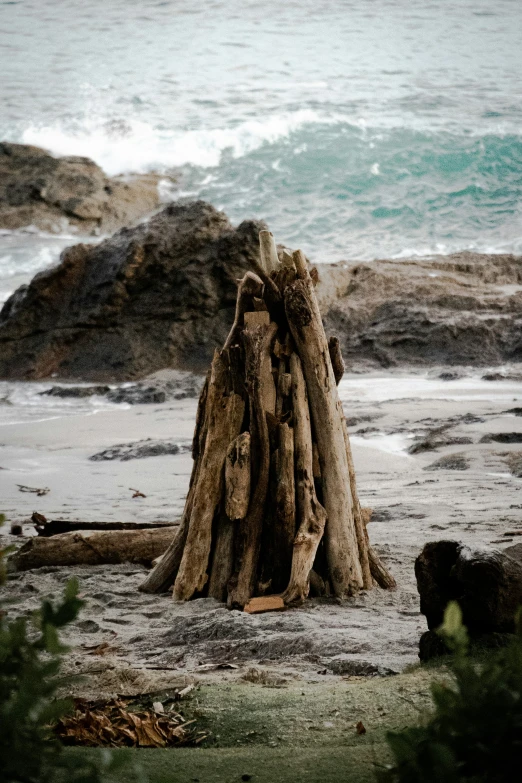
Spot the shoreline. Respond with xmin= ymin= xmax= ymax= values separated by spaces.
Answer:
xmin=2 ymin=366 xmax=521 ymax=688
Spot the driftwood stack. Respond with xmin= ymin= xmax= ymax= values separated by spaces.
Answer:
xmin=140 ymin=231 xmax=395 ymax=608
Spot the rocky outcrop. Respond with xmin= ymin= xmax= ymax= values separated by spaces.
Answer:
xmin=0 ymin=142 xmax=161 ymax=234
xmin=321 ymin=253 xmax=522 ymax=367
xmin=0 ymin=201 xmax=266 ymax=380
xmin=1 ymin=197 xmax=522 ymax=380
xmin=415 ymin=540 xmax=522 ymax=659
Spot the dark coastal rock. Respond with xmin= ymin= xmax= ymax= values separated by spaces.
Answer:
xmin=424 ymin=453 xmax=470 ymax=471
xmin=40 ymin=385 xmax=111 ymax=399
xmin=419 ymin=628 xmax=514 ymax=661
xmin=90 ymin=439 xmax=192 ymax=461
xmin=38 ymin=374 xmax=204 ymax=404
xmin=415 ymin=540 xmax=522 ymax=647
xmin=106 ymin=374 xmax=204 ymax=404
xmin=482 ymin=372 xmax=522 ymax=381
xmin=2 ymin=203 xmax=522 ymax=380
xmin=0 ymin=142 xmax=161 ymax=234
xmin=480 ymin=433 xmax=522 ymax=444
xmin=0 ymin=201 xmax=265 ymax=380
xmin=501 ymin=452 xmax=522 ymax=478
xmin=107 ymin=387 xmax=167 ymax=405
xmin=408 ymin=425 xmax=472 ymax=454
xmin=321 ymin=252 xmax=522 ymax=368
xmin=438 ymin=371 xmax=462 ymax=381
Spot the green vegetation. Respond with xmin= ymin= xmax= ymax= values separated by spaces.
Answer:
xmin=2 ymin=514 xmax=521 ymax=782
xmin=0 ymin=514 xmax=123 ymax=783
xmin=384 ymin=602 xmax=522 ymax=783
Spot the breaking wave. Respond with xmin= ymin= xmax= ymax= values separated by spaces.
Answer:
xmin=21 ymin=110 xmax=335 ymax=175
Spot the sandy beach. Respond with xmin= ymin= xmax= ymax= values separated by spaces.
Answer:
xmin=2 ymin=367 xmax=521 ymax=698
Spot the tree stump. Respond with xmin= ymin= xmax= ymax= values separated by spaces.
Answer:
xmin=416 ymin=540 xmax=522 ymax=634
xmin=140 ymin=231 xmax=394 ymax=606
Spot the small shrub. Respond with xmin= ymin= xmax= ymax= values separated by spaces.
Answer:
xmin=383 ymin=602 xmax=522 ymax=782
xmin=0 ymin=515 xmax=123 ymax=783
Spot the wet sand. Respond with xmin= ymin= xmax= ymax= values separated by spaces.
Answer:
xmin=1 ymin=368 xmax=522 ymax=697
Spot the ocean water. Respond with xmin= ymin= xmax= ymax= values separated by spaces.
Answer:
xmin=1 ymin=0 xmax=522 ymax=302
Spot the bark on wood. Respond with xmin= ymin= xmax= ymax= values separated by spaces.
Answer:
xmin=275 ymin=357 xmax=286 ymax=417
xmin=328 ymin=336 xmax=345 ymax=385
xmin=11 ymin=527 xmax=174 ymax=571
xmin=139 ymin=373 xmax=211 ymax=594
xmin=244 ymin=311 xmax=276 ymax=415
xmin=341 ymin=421 xmax=373 ymax=590
xmin=282 ymin=353 xmax=327 ymax=604
xmin=259 ymin=230 xmax=281 ymax=275
xmin=281 ymin=249 xmax=296 ymax=269
xmin=416 ymin=540 xmax=522 ymax=634
xmin=223 ymin=272 xmax=264 ymax=351
xmin=207 ymin=507 xmax=235 ymax=602
xmin=309 ymin=569 xmax=326 ymax=597
xmin=368 ymin=546 xmax=396 ymax=590
xmin=227 ymin=321 xmax=278 ymax=608
xmin=225 ymin=432 xmax=251 ymax=521
xmin=284 ymin=253 xmax=363 ymax=597
xmin=333 ymin=347 xmax=395 ymax=590
xmin=173 ymin=351 xmax=245 ymax=600
xmin=271 ymin=422 xmax=296 ymax=592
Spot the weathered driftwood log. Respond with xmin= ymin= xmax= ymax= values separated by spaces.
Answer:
xmin=271 ymin=422 xmax=296 ymax=591
xmin=139 ymin=373 xmax=210 ymax=594
xmin=416 ymin=540 xmax=522 ymax=634
xmin=282 ymin=353 xmax=327 ymax=603
xmin=209 ymin=432 xmax=251 ymax=601
xmin=227 ymin=320 xmax=278 ymax=608
xmin=223 ymin=272 xmax=264 ymax=351
xmin=243 ymin=311 xmax=277 ymax=415
xmin=173 ymin=351 xmax=244 ymax=600
xmin=284 ymin=250 xmax=364 ymax=597
xmin=225 ymin=432 xmax=251 ymax=521
xmin=140 ymin=230 xmax=395 ymax=607
xmin=259 ymin=229 xmax=280 ymax=275
xmin=11 ymin=527 xmax=175 ymax=571
xmin=207 ymin=506 xmax=235 ymax=601
xmin=328 ymin=336 xmax=345 ymax=385
xmin=33 ymin=519 xmax=177 ymax=537
xmin=329 ymin=350 xmax=395 ymax=591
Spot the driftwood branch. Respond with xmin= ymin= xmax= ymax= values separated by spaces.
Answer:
xmin=173 ymin=351 xmax=245 ymax=600
xmin=227 ymin=321 xmax=278 ymax=608
xmin=282 ymin=354 xmax=327 ymax=604
xmin=225 ymin=432 xmax=251 ymax=521
xmin=140 ymin=230 xmax=395 ymax=609
xmin=11 ymin=527 xmax=174 ymax=571
xmin=284 ymin=251 xmax=364 ymax=597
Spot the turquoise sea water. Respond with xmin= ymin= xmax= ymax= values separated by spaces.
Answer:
xmin=0 ymin=0 xmax=521 ymax=296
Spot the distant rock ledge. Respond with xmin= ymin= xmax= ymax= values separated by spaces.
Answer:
xmin=0 ymin=201 xmax=266 ymax=380
xmin=0 ymin=142 xmax=163 ymax=234
xmin=1 ymin=197 xmax=521 ymax=380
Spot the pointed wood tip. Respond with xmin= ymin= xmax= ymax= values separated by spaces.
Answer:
xmin=259 ymin=230 xmax=281 ymax=275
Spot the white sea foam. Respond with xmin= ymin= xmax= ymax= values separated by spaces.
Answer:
xmin=339 ymin=374 xmax=522 ymax=405
xmin=0 ymin=382 xmax=128 ymax=428
xmin=0 ymin=246 xmax=60 ymax=279
xmin=21 ymin=110 xmax=333 ymax=176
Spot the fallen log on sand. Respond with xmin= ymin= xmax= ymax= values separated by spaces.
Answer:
xmin=32 ymin=516 xmax=177 ymax=537
xmin=10 ymin=527 xmax=175 ymax=571
xmin=140 ymin=230 xmax=394 ymax=607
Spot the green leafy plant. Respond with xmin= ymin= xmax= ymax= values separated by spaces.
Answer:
xmin=0 ymin=515 xmax=126 ymax=783
xmin=383 ymin=601 xmax=522 ymax=783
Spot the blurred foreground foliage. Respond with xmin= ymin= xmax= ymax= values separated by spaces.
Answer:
xmin=0 ymin=514 xmax=130 ymax=783
xmin=383 ymin=601 xmax=522 ymax=783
